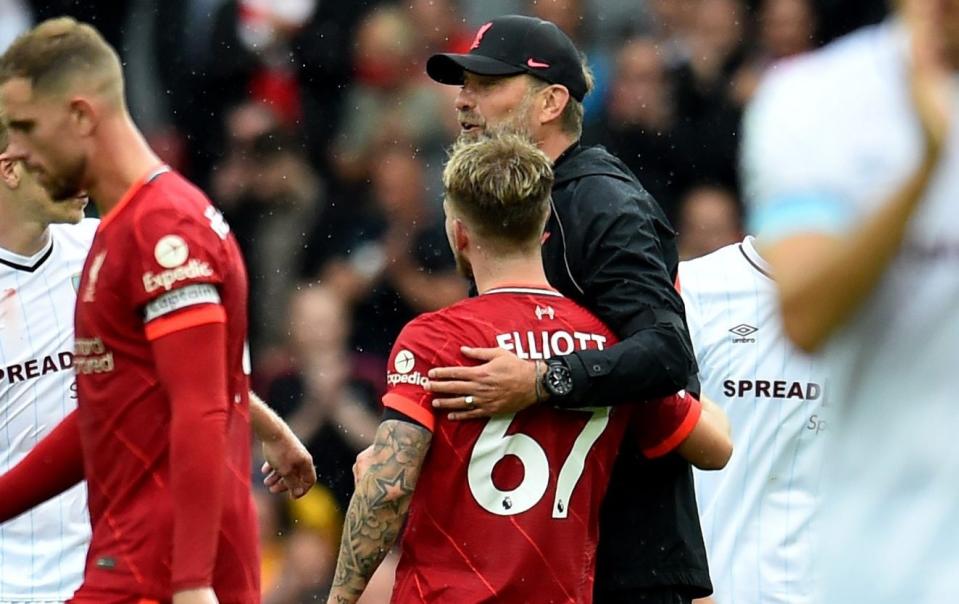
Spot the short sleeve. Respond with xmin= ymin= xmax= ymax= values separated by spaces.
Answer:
xmin=382 ymin=318 xmax=442 ymax=432
xmin=132 ymin=205 xmax=228 ymax=339
xmin=632 ymin=391 xmax=702 ymax=458
xmin=741 ymin=65 xmax=857 ymax=243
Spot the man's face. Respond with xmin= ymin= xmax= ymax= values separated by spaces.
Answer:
xmin=0 ymin=153 xmax=88 ymax=226
xmin=455 ymin=72 xmax=540 ymax=140
xmin=0 ymin=78 xmax=87 ymax=200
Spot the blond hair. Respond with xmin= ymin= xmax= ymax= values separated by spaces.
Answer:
xmin=0 ymin=17 xmax=124 ymax=103
xmin=443 ymin=132 xmax=554 ymax=250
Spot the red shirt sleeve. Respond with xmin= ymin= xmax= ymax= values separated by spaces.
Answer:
xmin=382 ymin=317 xmax=447 ymax=432
xmin=131 ymin=205 xmax=228 ymax=340
xmin=0 ymin=410 xmax=83 ymax=522
xmin=150 ymin=321 xmax=230 ymax=591
xmin=632 ymin=390 xmax=703 ymax=458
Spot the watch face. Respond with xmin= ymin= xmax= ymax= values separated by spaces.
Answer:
xmin=546 ymin=365 xmax=573 ymax=397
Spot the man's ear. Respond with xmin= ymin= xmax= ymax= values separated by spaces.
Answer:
xmin=539 ymin=85 xmax=571 ymax=125
xmin=0 ymin=156 xmax=21 ymax=189
xmin=69 ymin=97 xmax=98 ymax=137
xmin=453 ymin=218 xmax=470 ymax=252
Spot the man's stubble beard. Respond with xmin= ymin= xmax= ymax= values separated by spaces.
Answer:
xmin=43 ymin=155 xmax=87 ymax=201
xmin=458 ymin=94 xmax=538 ymax=143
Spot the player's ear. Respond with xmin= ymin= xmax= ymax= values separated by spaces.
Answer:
xmin=0 ymin=155 xmax=20 ymax=189
xmin=68 ymin=97 xmax=98 ymax=137
xmin=539 ymin=85 xmax=570 ymax=126
xmin=453 ymin=218 xmax=470 ymax=251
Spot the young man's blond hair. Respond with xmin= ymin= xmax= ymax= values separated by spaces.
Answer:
xmin=442 ymin=132 xmax=554 ymax=250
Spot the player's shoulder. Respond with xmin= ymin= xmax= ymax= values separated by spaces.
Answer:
xmin=551 ymin=294 xmax=615 ymax=336
xmin=752 ymin=22 xmax=894 ymax=125
xmin=679 ymin=238 xmax=776 ymax=305
xmin=133 ymin=170 xmax=215 ymax=224
xmin=679 ymin=242 xmax=747 ymax=290
xmin=395 ymin=302 xmax=467 ymax=344
xmin=129 ymin=171 xmax=228 ymax=244
xmin=402 ymin=296 xmax=490 ymax=336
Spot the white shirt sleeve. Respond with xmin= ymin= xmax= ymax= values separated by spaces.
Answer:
xmin=741 ymin=61 xmax=859 ymax=243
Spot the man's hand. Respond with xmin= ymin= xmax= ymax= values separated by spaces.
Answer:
xmin=249 ymin=391 xmax=316 ymax=499
xmin=261 ymin=435 xmax=316 ymax=499
xmin=173 ymin=587 xmax=218 ymax=604
xmin=427 ymin=346 xmax=541 ymax=420
xmin=902 ymin=0 xmax=953 ymax=152
xmin=353 ymin=444 xmax=375 ymax=484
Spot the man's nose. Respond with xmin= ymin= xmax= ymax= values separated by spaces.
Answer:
xmin=454 ymin=87 xmax=474 ymax=111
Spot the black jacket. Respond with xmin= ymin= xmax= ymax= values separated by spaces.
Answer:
xmin=545 ymin=143 xmax=712 ymax=599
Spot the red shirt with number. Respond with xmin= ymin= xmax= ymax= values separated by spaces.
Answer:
xmin=72 ymin=167 xmax=259 ymax=603
xmin=383 ymin=286 xmax=701 ymax=604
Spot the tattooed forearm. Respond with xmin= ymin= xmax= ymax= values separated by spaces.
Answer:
xmin=327 ymin=419 xmax=432 ymax=604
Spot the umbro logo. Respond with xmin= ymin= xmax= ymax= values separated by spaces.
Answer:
xmin=729 ymin=323 xmax=758 ymax=343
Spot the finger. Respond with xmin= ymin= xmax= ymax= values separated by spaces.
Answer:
xmin=260 ymin=461 xmax=272 ymax=475
xmin=263 ymin=471 xmax=282 ymax=487
xmin=432 ymin=396 xmax=476 ymax=411
xmin=448 ymin=409 xmax=493 ymax=421
xmin=265 ymin=472 xmax=289 ymax=493
xmin=425 ymin=379 xmax=478 ymax=394
xmin=268 ymin=482 xmax=290 ymax=494
xmin=460 ymin=346 xmax=506 ymax=361
xmin=299 ymin=463 xmax=317 ymax=487
xmin=427 ymin=365 xmax=482 ymax=381
xmin=284 ymin=478 xmax=308 ymax=499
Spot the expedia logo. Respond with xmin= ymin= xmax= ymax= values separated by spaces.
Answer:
xmin=387 ymin=371 xmax=429 ymax=387
xmin=142 ymin=259 xmax=214 ymax=293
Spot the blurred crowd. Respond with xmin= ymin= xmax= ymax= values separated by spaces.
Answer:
xmin=2 ymin=0 xmax=888 ymax=600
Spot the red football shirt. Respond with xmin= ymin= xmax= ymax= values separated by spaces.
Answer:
xmin=72 ymin=168 xmax=259 ymax=603
xmin=383 ymin=286 xmax=701 ymax=604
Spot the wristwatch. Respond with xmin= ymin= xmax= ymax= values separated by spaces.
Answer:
xmin=542 ymin=358 xmax=574 ymax=398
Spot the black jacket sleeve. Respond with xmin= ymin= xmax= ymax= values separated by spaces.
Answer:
xmin=550 ymin=175 xmax=697 ymax=407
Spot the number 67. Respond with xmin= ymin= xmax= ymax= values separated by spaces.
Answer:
xmin=467 ymin=408 xmax=610 ymax=519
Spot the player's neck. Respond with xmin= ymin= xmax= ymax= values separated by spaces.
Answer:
xmin=472 ymin=253 xmax=551 ymax=294
xmin=86 ymin=114 xmax=164 ymax=217
xmin=0 ymin=205 xmax=49 ymax=256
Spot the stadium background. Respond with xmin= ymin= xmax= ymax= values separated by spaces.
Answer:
xmin=0 ymin=0 xmax=887 ymax=601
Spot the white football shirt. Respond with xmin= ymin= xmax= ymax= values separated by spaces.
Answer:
xmin=681 ymin=237 xmax=829 ymax=604
xmin=0 ymin=219 xmax=97 ymax=602
xmin=744 ymin=20 xmax=959 ymax=603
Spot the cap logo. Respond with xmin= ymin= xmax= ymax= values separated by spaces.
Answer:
xmin=526 ymin=58 xmax=550 ymax=69
xmin=470 ymin=22 xmax=492 ymax=50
